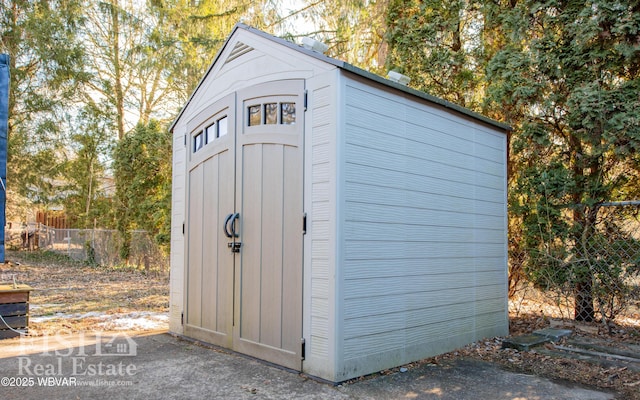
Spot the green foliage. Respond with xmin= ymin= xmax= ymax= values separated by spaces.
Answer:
xmin=148 ymin=0 xmax=285 ymax=106
xmin=269 ymin=1 xmax=393 ymax=72
xmin=385 ymin=0 xmax=487 ymax=109
xmin=60 ymin=104 xmax=116 ymax=228
xmin=1 ymin=0 xmax=88 ymax=206
xmin=113 ymin=120 xmax=172 ymax=252
xmin=485 ymin=0 xmax=640 ymax=321
xmin=84 ymin=240 xmax=97 ymax=266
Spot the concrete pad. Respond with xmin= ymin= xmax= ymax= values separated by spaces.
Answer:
xmin=533 ymin=328 xmax=573 ymax=341
xmin=0 ymin=332 xmax=616 ymax=400
xmin=0 ymin=331 xmax=345 ymax=400
xmin=338 ymin=358 xmax=615 ymax=400
xmin=501 ymin=334 xmax=550 ymax=351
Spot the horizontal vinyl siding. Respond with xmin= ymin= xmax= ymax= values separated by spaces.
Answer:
xmin=343 ymin=310 xmax=506 ymax=359
xmin=344 ymin=182 xmax=503 ymax=216
xmin=343 ymin=269 xmax=505 ymax=300
xmin=339 ymin=76 xmax=507 ymax=372
xmin=343 ymin=283 xmax=506 ymax=319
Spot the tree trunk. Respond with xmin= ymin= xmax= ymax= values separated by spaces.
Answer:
xmin=573 ymin=205 xmax=598 ymax=322
xmin=574 ymin=277 xmax=595 ymax=322
xmin=110 ymin=0 xmax=125 ymax=140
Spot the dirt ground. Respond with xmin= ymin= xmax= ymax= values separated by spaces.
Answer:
xmin=1 ymin=250 xmax=169 ymax=336
xmin=2 ymin=250 xmax=639 ymax=399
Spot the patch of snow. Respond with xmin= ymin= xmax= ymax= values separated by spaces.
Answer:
xmin=31 ymin=311 xmax=108 ymax=322
xmin=30 ymin=304 xmax=64 ymax=310
xmin=97 ymin=312 xmax=169 ymax=331
xmin=30 ymin=310 xmax=169 ymax=331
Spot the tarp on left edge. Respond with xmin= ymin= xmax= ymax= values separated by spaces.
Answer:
xmin=0 ymin=54 xmax=10 ymax=263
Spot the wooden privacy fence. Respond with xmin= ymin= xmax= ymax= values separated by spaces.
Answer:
xmin=35 ymin=210 xmax=71 ymax=230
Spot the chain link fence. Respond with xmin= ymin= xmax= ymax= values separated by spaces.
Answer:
xmin=6 ymin=202 xmax=639 ymax=336
xmin=509 ymin=201 xmax=640 ymax=337
xmin=4 ymin=224 xmax=169 ymax=276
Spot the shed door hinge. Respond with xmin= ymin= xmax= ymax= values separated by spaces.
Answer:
xmin=301 ymin=338 xmax=306 ymax=360
xmin=182 ymin=222 xmax=185 ymax=235
xmin=184 ymin=135 xmax=186 ymax=146
xmin=181 ymin=312 xmax=184 ymax=325
xmin=302 ymin=213 xmax=307 ymax=235
xmin=304 ymin=90 xmax=308 ymax=111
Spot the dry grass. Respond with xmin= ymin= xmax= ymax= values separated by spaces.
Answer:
xmin=1 ymin=250 xmax=169 ymax=336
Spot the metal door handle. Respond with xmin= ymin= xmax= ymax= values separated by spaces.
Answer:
xmin=229 ymin=213 xmax=240 ymax=237
xmin=226 ymin=213 xmax=241 ymax=252
xmin=223 ymin=213 xmax=234 ymax=238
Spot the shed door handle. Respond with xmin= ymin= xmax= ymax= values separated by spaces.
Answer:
xmin=223 ymin=213 xmax=234 ymax=238
xmin=229 ymin=213 xmax=240 ymax=238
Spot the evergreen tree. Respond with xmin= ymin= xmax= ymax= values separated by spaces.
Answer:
xmin=292 ymin=0 xmax=391 ymax=73
xmin=385 ymin=0 xmax=486 ymax=109
xmin=486 ymin=0 xmax=640 ymax=321
xmin=113 ymin=120 xmax=172 ymax=258
xmin=0 ymin=0 xmax=87 ymax=210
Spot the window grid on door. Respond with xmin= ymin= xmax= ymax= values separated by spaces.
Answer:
xmin=246 ymin=102 xmax=296 ymax=126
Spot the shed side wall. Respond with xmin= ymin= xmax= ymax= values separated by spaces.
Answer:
xmin=337 ymin=73 xmax=508 ymax=381
xmin=302 ymin=70 xmax=340 ymax=380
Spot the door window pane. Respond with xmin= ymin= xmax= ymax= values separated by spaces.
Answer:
xmin=281 ymin=103 xmax=296 ymax=125
xmin=205 ymin=123 xmax=215 ymax=143
xmin=217 ymin=116 xmax=228 ymax=137
xmin=193 ymin=132 xmax=204 ymax=152
xmin=264 ymin=103 xmax=277 ymax=124
xmin=248 ymin=105 xmax=261 ymax=126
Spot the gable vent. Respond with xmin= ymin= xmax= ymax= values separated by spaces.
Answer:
xmin=224 ymin=41 xmax=254 ymax=65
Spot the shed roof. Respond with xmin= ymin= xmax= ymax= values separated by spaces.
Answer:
xmin=171 ymin=23 xmax=511 ymax=132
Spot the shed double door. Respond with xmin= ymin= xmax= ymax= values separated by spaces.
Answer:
xmin=184 ymin=80 xmax=304 ymax=370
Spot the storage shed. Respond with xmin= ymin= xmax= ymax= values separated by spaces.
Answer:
xmin=169 ymin=23 xmax=510 ymax=383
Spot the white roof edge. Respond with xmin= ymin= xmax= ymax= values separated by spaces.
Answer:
xmin=170 ymin=23 xmax=511 ymax=133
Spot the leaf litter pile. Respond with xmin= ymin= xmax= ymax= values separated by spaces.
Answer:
xmin=439 ymin=315 xmax=640 ymax=400
xmin=2 ymin=250 xmax=639 ymax=398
